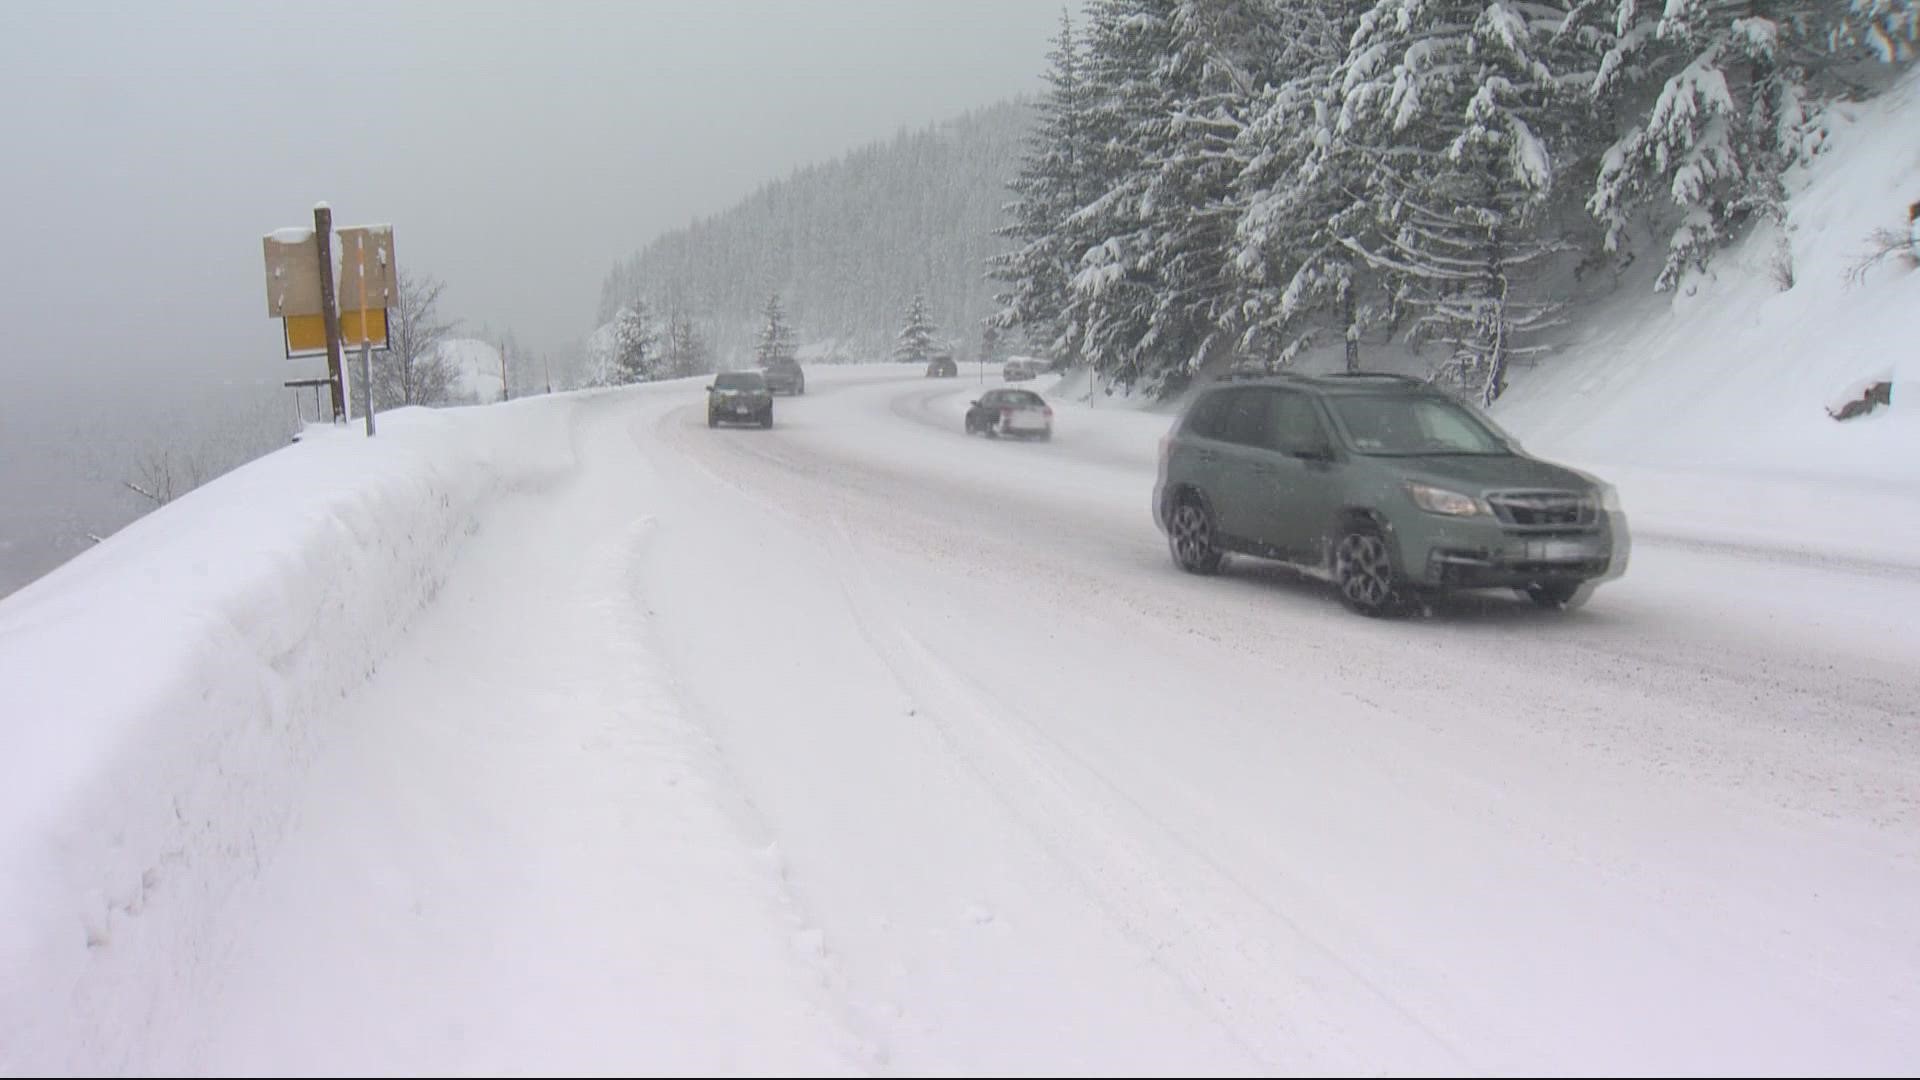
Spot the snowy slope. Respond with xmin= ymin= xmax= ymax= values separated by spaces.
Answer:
xmin=1489 ymin=68 xmax=1920 ymax=559
xmin=1499 ymin=69 xmax=1920 ymax=474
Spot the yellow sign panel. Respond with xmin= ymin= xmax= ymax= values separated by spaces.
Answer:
xmin=285 ymin=309 xmax=388 ymax=356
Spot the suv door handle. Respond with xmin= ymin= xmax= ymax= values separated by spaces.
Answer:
xmin=1195 ymin=449 xmax=1218 ymax=463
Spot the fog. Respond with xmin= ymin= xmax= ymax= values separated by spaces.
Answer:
xmin=0 ymin=1 xmax=1058 ymax=593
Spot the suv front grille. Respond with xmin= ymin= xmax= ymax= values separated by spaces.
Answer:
xmin=1487 ymin=491 xmax=1595 ymax=528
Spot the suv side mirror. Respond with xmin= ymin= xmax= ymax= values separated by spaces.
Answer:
xmin=1296 ymin=442 xmax=1335 ymax=462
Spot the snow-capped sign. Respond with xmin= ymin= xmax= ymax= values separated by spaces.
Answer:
xmin=262 ymin=229 xmax=325 ymax=318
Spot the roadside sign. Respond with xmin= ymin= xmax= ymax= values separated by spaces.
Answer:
xmin=285 ymin=308 xmax=387 ymax=356
xmin=262 ymin=228 xmax=325 ymax=317
xmin=335 ymin=225 xmax=397 ymax=314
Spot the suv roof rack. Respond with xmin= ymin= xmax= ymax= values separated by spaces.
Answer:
xmin=1316 ymin=372 xmax=1428 ymax=384
xmin=1220 ymin=367 xmax=1307 ymax=381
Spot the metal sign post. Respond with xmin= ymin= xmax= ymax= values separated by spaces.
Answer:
xmin=352 ymin=231 xmax=375 ymax=436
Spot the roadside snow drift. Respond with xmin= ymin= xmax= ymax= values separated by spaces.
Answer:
xmin=0 ymin=399 xmax=575 ymax=1068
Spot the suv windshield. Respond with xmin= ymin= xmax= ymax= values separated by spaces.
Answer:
xmin=714 ymin=372 xmax=766 ymax=391
xmin=1332 ymin=395 xmax=1510 ymax=456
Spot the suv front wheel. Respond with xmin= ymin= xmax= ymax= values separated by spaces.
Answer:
xmin=1168 ymin=497 xmax=1223 ymax=574
xmin=1521 ymin=581 xmax=1584 ymax=610
xmin=1334 ymin=523 xmax=1403 ymax=616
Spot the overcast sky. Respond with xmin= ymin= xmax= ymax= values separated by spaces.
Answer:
xmin=0 ymin=1 xmax=1060 ymax=385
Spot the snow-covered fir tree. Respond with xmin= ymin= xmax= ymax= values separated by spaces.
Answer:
xmin=1059 ymin=0 xmax=1181 ymax=392
xmin=894 ymin=293 xmax=938 ymax=363
xmin=982 ymin=0 xmax=1913 ymax=401
xmin=1229 ymin=3 xmax=1373 ymax=371
xmin=1584 ymin=0 xmax=1917 ymax=289
xmin=1333 ymin=0 xmax=1581 ymax=404
xmin=991 ymin=8 xmax=1094 ymax=364
xmin=1100 ymin=0 xmax=1294 ymax=390
xmin=610 ymin=299 xmax=657 ymax=385
xmin=754 ymin=294 xmax=797 ymax=367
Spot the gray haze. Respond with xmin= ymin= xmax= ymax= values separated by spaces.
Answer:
xmin=0 ymin=1 xmax=1059 ymax=595
xmin=0 ymin=0 xmax=1058 ymax=381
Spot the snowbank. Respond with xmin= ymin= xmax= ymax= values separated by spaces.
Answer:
xmin=0 ymin=395 xmax=579 ymax=1070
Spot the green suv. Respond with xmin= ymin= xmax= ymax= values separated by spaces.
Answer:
xmin=1153 ymin=373 xmax=1621 ymax=615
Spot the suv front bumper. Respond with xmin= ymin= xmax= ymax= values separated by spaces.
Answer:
xmin=1400 ymin=517 xmax=1615 ymax=588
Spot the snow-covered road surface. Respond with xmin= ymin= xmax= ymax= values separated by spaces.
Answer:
xmin=136 ymin=368 xmax=1920 ymax=1074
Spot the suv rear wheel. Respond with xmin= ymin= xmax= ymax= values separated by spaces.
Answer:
xmin=1168 ymin=497 xmax=1223 ymax=574
xmin=1334 ymin=523 xmax=1402 ymax=616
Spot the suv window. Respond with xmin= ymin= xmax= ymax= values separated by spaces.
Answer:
xmin=1332 ymin=394 xmax=1508 ymax=456
xmin=1184 ymin=389 xmax=1235 ymax=440
xmin=714 ymin=372 xmax=766 ymax=391
xmin=1218 ymin=391 xmax=1273 ymax=448
xmin=1269 ymin=390 xmax=1331 ymax=457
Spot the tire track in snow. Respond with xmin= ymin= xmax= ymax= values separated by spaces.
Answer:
xmin=607 ymin=411 xmax=893 ymax=1075
xmin=816 ymin=513 xmax=1474 ymax=1075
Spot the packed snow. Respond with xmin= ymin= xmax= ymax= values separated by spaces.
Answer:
xmin=3 ymin=356 xmax=1918 ymax=1072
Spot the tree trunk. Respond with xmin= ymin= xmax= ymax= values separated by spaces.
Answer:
xmin=1340 ymin=269 xmax=1360 ymax=373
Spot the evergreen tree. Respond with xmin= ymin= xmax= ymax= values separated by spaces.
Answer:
xmin=991 ymin=8 xmax=1095 ymax=363
xmin=1230 ymin=3 xmax=1374 ymax=371
xmin=894 ymin=293 xmax=938 ymax=363
xmin=610 ymin=299 xmax=657 ymax=385
xmin=1585 ymin=0 xmax=1916 ymax=289
xmin=1059 ymin=0 xmax=1181 ymax=392
xmin=755 ymin=293 xmax=797 ymax=367
xmin=1333 ymin=0 xmax=1580 ymax=404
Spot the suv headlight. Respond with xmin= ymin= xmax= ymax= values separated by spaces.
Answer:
xmin=1405 ymin=482 xmax=1482 ymax=516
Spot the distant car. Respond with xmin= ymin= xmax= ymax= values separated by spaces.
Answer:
xmin=1153 ymin=372 xmax=1621 ymax=616
xmin=708 ymin=370 xmax=774 ymax=428
xmin=965 ymin=388 xmax=1052 ymax=440
xmin=926 ymin=352 xmax=958 ymax=377
xmin=761 ymin=360 xmax=805 ymax=395
xmin=1002 ymin=357 xmax=1041 ymax=382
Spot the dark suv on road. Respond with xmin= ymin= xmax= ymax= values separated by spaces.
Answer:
xmin=1153 ymin=373 xmax=1622 ymax=615
xmin=708 ymin=370 xmax=774 ymax=428
xmin=762 ymin=359 xmax=805 ymax=395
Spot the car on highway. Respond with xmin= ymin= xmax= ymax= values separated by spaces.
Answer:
xmin=964 ymin=388 xmax=1053 ymax=441
xmin=761 ymin=359 xmax=806 ymax=395
xmin=926 ymin=351 xmax=959 ymax=377
xmin=1002 ymin=357 xmax=1042 ymax=382
xmin=708 ymin=370 xmax=774 ymax=429
xmin=1153 ymin=372 xmax=1621 ymax=616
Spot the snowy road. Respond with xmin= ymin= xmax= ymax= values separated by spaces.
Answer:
xmin=165 ymin=367 xmax=1920 ymax=1075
